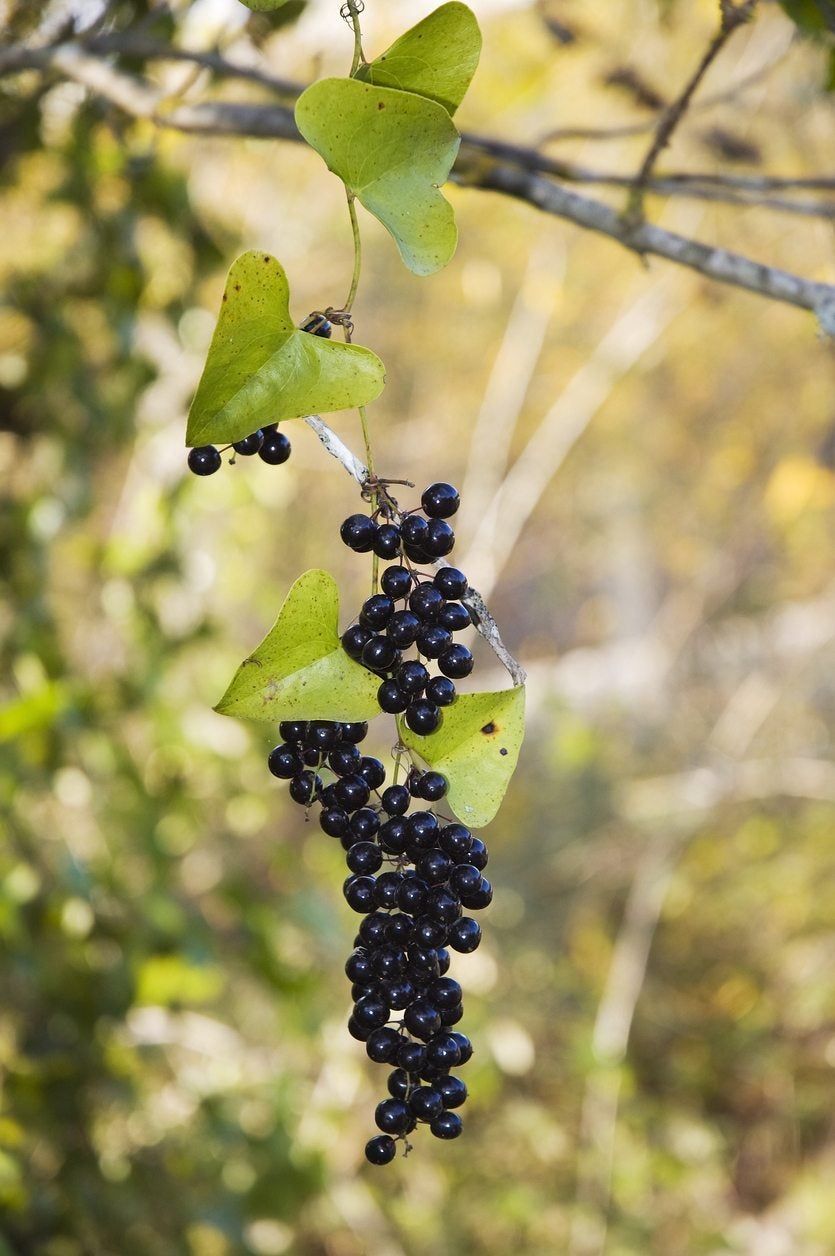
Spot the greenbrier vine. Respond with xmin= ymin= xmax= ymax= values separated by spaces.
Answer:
xmin=185 ymin=1 xmax=526 ymax=1164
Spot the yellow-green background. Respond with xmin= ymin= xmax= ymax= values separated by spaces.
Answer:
xmin=2 ymin=1 xmax=834 ymax=1253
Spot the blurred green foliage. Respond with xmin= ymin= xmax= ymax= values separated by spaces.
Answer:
xmin=1 ymin=2 xmax=835 ymax=1254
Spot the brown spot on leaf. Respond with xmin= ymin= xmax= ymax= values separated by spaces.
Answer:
xmin=264 ymin=255 xmax=270 ymax=263
xmin=481 ymin=722 xmax=496 ymax=735
xmin=233 ymin=283 xmax=241 ymax=292
xmin=222 ymin=293 xmax=227 ymax=301
xmin=377 ymin=101 xmax=385 ymax=110
xmin=499 ymin=748 xmax=508 ymax=756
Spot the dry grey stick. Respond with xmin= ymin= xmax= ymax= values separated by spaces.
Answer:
xmin=304 ymin=418 xmax=527 ymax=688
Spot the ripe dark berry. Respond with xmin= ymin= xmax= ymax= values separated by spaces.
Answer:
xmin=378 ymin=817 xmax=409 ymax=855
xmin=320 ymin=807 xmax=350 ymax=837
xmin=381 ymin=785 xmax=410 ymax=816
xmin=342 ymin=624 xmax=372 ymax=660
xmin=397 ymin=876 xmax=429 ymax=914
xmin=387 ymin=1068 xmax=412 ymax=1100
xmin=344 ymin=949 xmax=374 ymax=985
xmin=426 ymin=1033 xmax=462 ymax=1069
xmin=407 ymin=946 xmax=440 ymax=979
xmin=346 ymin=842 xmax=383 ymax=875
xmin=426 ymin=676 xmax=457 ymax=707
xmin=352 ymin=994 xmax=390 ymax=1031
xmin=360 ymin=594 xmax=395 ymax=630
xmin=259 ymin=430 xmax=291 ymax=464
xmin=448 ymin=917 xmax=481 ymax=953
xmin=408 ymin=1085 xmax=444 ymax=1121
xmin=232 ymin=429 xmax=264 ymax=455
xmin=416 ymin=625 xmax=451 ymax=659
xmin=375 ymin=1098 xmax=412 ymax=1135
xmin=349 ymin=808 xmax=380 ymax=840
xmin=359 ymin=756 xmax=386 ymax=789
xmin=334 ymin=775 xmax=371 ymax=812
xmin=409 ymin=583 xmax=444 ymax=621
xmin=417 ymin=849 xmax=453 ymax=886
xmin=438 ymin=602 xmax=471 ymax=633
xmin=437 ymin=948 xmax=451 ymax=976
xmin=386 ymin=610 xmax=421 ymax=648
xmin=461 ymin=877 xmax=493 ymax=910
xmin=329 ymin=742 xmax=362 ymax=775
xmin=424 ymin=888 xmax=462 ymax=925
xmin=433 ymin=566 xmax=468 ymax=599
xmin=417 ymin=771 xmax=448 ymax=802
xmin=424 ymin=518 xmax=455 ymax=558
xmin=365 ymin=1134 xmax=396 ymax=1166
xmin=407 ymin=810 xmax=439 ymax=846
xmin=348 ymin=1016 xmax=370 ymax=1042
xmin=308 ymin=721 xmax=342 ymax=751
xmin=384 ymin=977 xmax=415 ymax=1009
xmin=385 ymin=914 xmax=415 ymax=946
xmin=439 ymin=823 xmax=472 ymax=859
xmin=279 ymin=721 xmax=308 ymax=743
xmin=449 ymin=1032 xmax=473 ymax=1065
xmin=188 ymin=445 xmax=222 ymax=476
xmin=374 ymin=871 xmax=404 ymax=910
xmin=439 ymin=1070 xmax=464 ymax=1110
xmin=343 ymin=875 xmax=377 ymax=913
xmin=340 ymin=514 xmax=377 ymax=553
xmin=372 ymin=946 xmax=407 ymax=982
xmin=430 ymin=1110 xmax=463 ymax=1140
xmin=415 ymin=916 xmax=448 ymax=948
xmin=289 ymin=771 xmax=319 ymax=805
xmin=440 ymin=1003 xmax=464 ymax=1027
xmin=403 ymin=541 xmax=432 ymax=565
xmin=373 ymin=524 xmax=402 ymax=560
xmin=381 ymin=566 xmax=413 ymax=599
xmin=421 ymin=483 xmax=460 ymax=519
xmin=358 ymin=912 xmax=390 ymax=947
xmin=341 ymin=722 xmax=369 ymax=744
xmin=439 ymin=643 xmax=474 ymax=679
xmin=267 ymin=744 xmax=302 ymax=779
xmin=366 ymin=1027 xmax=402 ymax=1064
xmin=397 ymin=660 xmax=430 ymax=696
xmin=362 ymin=635 xmax=399 ymax=673
xmin=432 ymin=977 xmax=462 ymax=1010
xmin=378 ymin=680 xmax=408 ymax=713
xmin=450 ymin=863 xmax=482 ymax=895
xmin=397 ymin=1041 xmax=427 ymax=1073
xmin=405 ymin=700 xmax=441 ymax=736
xmin=400 ymin=515 xmax=429 ymax=548
xmin=469 ymin=837 xmax=489 ymax=869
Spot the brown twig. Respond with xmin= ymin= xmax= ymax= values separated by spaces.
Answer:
xmin=626 ymin=0 xmax=760 ymax=224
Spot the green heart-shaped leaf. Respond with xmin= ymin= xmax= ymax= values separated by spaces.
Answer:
xmin=239 ymin=0 xmax=292 ymax=10
xmin=295 ymin=78 xmax=460 ymax=276
xmin=215 ymin=569 xmax=381 ymax=724
xmin=355 ymin=2 xmax=482 ymax=116
xmin=400 ymin=687 xmax=525 ymax=829
xmin=186 ymin=251 xmax=386 ymax=446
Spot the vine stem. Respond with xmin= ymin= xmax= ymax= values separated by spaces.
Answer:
xmin=347 ymin=1 xmax=365 ymax=75
xmin=344 ymin=191 xmax=362 ymax=313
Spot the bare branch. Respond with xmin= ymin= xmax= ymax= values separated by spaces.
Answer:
xmin=458 ymin=159 xmax=835 ymax=334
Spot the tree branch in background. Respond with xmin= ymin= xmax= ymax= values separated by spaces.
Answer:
xmin=2 ymin=36 xmax=833 ymax=332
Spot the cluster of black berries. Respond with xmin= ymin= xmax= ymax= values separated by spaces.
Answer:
xmin=340 ymin=483 xmax=475 ymax=734
xmin=266 ymin=717 xmax=493 ymax=1164
xmin=187 ymin=423 xmax=291 ymax=476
